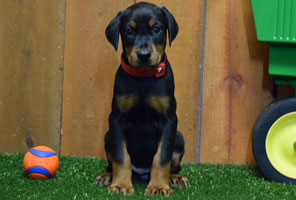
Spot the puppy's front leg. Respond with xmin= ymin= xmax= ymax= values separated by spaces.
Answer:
xmin=108 ymin=114 xmax=135 ymax=196
xmin=145 ymin=114 xmax=177 ymax=197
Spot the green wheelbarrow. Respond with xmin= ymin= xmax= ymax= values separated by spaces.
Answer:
xmin=252 ymin=0 xmax=296 ymax=184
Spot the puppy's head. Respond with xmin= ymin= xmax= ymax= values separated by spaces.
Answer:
xmin=105 ymin=2 xmax=178 ymax=68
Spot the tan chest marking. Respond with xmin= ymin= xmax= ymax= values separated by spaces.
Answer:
xmin=148 ymin=96 xmax=170 ymax=113
xmin=116 ymin=95 xmax=138 ymax=113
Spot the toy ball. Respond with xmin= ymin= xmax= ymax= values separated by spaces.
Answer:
xmin=23 ymin=146 xmax=59 ymax=180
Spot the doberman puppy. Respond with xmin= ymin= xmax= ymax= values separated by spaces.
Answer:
xmin=96 ymin=2 xmax=189 ymax=197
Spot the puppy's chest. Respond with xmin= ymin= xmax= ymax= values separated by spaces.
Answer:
xmin=116 ymin=94 xmax=170 ymax=114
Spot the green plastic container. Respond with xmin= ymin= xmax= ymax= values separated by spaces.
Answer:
xmin=251 ymin=0 xmax=296 ymax=87
xmin=252 ymin=0 xmax=296 ymax=43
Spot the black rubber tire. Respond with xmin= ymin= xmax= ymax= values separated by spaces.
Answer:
xmin=253 ymin=98 xmax=296 ymax=184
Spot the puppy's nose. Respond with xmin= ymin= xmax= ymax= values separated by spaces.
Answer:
xmin=137 ymin=49 xmax=151 ymax=61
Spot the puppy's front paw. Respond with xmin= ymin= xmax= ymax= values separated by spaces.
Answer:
xmin=96 ymin=173 xmax=112 ymax=187
xmin=144 ymin=184 xmax=173 ymax=197
xmin=170 ymin=174 xmax=190 ymax=188
xmin=107 ymin=184 xmax=135 ymax=196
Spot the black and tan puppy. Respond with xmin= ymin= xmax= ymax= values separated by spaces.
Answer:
xmin=96 ymin=2 xmax=189 ymax=197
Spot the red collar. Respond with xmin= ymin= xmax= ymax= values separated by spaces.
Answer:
xmin=121 ymin=55 xmax=167 ymax=78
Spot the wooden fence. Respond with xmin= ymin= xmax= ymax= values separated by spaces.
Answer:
xmin=0 ymin=0 xmax=293 ymax=164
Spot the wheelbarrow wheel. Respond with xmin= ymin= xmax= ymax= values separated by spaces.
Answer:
xmin=253 ymin=98 xmax=296 ymax=184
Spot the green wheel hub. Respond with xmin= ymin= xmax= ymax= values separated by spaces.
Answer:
xmin=266 ymin=112 xmax=296 ymax=179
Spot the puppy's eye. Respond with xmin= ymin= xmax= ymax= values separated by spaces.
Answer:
xmin=126 ymin=27 xmax=134 ymax=35
xmin=153 ymin=26 xmax=161 ymax=34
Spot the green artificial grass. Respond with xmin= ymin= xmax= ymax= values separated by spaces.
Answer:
xmin=1 ymin=153 xmax=296 ymax=200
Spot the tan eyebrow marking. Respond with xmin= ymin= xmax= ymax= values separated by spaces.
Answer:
xmin=130 ymin=21 xmax=136 ymax=29
xmin=149 ymin=19 xmax=156 ymax=28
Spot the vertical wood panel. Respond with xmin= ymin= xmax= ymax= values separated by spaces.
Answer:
xmin=137 ymin=0 xmax=204 ymax=162
xmin=201 ymin=0 xmax=272 ymax=164
xmin=61 ymin=0 xmax=134 ymax=157
xmin=0 ymin=0 xmax=65 ymax=153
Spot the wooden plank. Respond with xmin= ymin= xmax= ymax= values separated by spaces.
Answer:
xmin=201 ymin=0 xmax=272 ymax=164
xmin=137 ymin=0 xmax=204 ymax=162
xmin=0 ymin=0 xmax=65 ymax=153
xmin=61 ymin=0 xmax=134 ymax=157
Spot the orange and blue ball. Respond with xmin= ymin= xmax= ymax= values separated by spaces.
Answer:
xmin=23 ymin=146 xmax=59 ymax=180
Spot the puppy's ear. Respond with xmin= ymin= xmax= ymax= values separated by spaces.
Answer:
xmin=162 ymin=7 xmax=179 ymax=46
xmin=105 ymin=11 xmax=123 ymax=51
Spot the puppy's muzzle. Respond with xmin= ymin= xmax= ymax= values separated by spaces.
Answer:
xmin=137 ymin=49 xmax=152 ymax=62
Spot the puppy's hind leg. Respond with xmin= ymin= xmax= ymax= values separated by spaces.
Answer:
xmin=170 ymin=131 xmax=189 ymax=188
xmin=96 ymin=131 xmax=112 ymax=187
